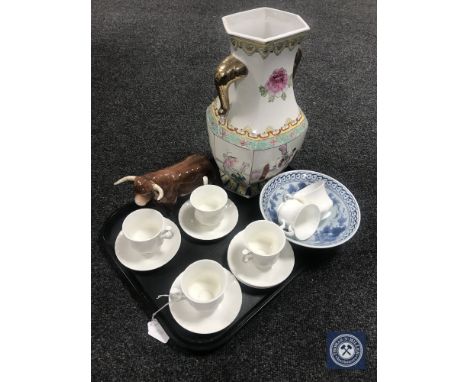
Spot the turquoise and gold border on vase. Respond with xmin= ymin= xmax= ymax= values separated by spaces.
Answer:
xmin=206 ymin=101 xmax=308 ymax=151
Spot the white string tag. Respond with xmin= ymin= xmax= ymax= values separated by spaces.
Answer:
xmin=147 ymin=319 xmax=169 ymax=343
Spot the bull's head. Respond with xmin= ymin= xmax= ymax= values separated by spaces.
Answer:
xmin=114 ymin=176 xmax=164 ymax=206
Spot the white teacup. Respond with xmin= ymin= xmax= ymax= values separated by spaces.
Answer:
xmin=277 ymin=199 xmax=321 ymax=241
xmin=290 ymin=180 xmax=333 ymax=220
xmin=180 ymin=259 xmax=227 ymax=311
xmin=122 ymin=209 xmax=173 ymax=254
xmin=240 ymin=220 xmax=286 ymax=271
xmin=190 ymin=181 xmax=228 ymax=226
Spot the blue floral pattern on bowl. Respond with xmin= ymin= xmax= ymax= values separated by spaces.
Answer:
xmin=259 ymin=170 xmax=360 ymax=248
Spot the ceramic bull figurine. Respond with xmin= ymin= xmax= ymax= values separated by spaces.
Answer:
xmin=114 ymin=154 xmax=215 ymax=206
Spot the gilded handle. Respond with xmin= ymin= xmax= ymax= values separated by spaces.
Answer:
xmin=292 ymin=48 xmax=302 ymax=80
xmin=214 ymin=55 xmax=248 ymax=115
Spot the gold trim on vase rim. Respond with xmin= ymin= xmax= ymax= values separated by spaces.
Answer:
xmin=229 ymin=33 xmax=307 ymax=59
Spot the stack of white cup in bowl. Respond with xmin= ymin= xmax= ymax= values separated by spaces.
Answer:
xmin=277 ymin=180 xmax=333 ymax=241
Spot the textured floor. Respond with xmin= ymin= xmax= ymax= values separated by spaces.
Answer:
xmin=92 ymin=0 xmax=376 ymax=380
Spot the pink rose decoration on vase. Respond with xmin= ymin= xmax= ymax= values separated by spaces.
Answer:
xmin=259 ymin=67 xmax=291 ymax=102
xmin=266 ymin=68 xmax=288 ymax=93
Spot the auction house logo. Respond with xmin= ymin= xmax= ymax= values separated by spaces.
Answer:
xmin=327 ymin=331 xmax=366 ymax=370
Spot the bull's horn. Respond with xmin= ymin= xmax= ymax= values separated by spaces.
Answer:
xmin=152 ymin=183 xmax=164 ymax=201
xmin=113 ymin=176 xmax=136 ymax=185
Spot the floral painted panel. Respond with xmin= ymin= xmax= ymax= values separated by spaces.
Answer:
xmin=259 ymin=68 xmax=292 ymax=102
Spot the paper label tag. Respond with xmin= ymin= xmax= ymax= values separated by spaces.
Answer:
xmin=147 ymin=319 xmax=169 ymax=343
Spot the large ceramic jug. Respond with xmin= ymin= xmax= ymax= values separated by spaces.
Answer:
xmin=206 ymin=7 xmax=310 ymax=197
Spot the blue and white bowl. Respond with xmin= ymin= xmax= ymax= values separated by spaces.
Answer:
xmin=259 ymin=170 xmax=361 ymax=249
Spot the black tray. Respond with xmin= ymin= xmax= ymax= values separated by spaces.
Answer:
xmin=98 ymin=190 xmax=311 ymax=353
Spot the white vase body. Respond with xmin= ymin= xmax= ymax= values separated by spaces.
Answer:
xmin=206 ymin=8 xmax=310 ymax=197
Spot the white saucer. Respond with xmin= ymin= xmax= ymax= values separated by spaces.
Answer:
xmin=114 ymin=218 xmax=181 ymax=271
xmin=227 ymin=231 xmax=295 ymax=289
xmin=178 ymin=199 xmax=238 ymax=240
xmin=168 ymin=268 xmax=242 ymax=334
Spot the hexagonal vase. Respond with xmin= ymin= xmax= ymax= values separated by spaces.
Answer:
xmin=206 ymin=7 xmax=310 ymax=198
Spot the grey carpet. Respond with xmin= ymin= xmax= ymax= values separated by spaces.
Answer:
xmin=92 ymin=0 xmax=376 ymax=380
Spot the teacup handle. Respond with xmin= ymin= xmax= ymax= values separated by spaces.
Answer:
xmin=279 ymin=220 xmax=295 ymax=237
xmin=241 ymin=249 xmax=253 ymax=263
xmin=160 ymin=225 xmax=174 ymax=240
